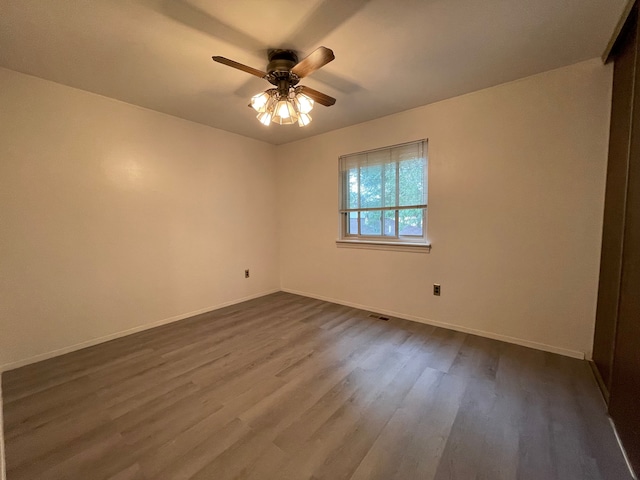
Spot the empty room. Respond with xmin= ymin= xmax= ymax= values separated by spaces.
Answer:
xmin=1 ymin=1 xmax=639 ymax=479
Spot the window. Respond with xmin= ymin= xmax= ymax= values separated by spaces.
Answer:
xmin=338 ymin=140 xmax=429 ymax=251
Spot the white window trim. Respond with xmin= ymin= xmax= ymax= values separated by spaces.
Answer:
xmin=338 ymin=139 xmax=429 ymax=250
xmin=336 ymin=239 xmax=431 ymax=253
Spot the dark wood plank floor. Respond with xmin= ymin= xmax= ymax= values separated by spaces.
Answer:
xmin=1 ymin=292 xmax=632 ymax=480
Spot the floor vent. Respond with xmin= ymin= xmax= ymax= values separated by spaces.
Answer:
xmin=368 ymin=314 xmax=390 ymax=321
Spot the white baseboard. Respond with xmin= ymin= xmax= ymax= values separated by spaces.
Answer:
xmin=281 ymin=287 xmax=585 ymax=359
xmin=1 ymin=287 xmax=586 ymax=371
xmin=0 ymin=289 xmax=280 ymax=373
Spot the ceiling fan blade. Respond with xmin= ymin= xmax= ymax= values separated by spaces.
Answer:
xmin=299 ymin=86 xmax=336 ymax=107
xmin=291 ymin=47 xmax=335 ymax=79
xmin=212 ymin=56 xmax=267 ymax=79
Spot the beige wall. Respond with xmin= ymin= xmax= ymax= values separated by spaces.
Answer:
xmin=0 ymin=68 xmax=279 ymax=370
xmin=0 ymin=58 xmax=613 ymax=369
xmin=277 ymin=59 xmax=612 ymax=358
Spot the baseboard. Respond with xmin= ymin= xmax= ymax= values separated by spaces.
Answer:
xmin=589 ymin=360 xmax=611 ymax=405
xmin=2 ymin=287 xmax=587 ymax=372
xmin=282 ymin=288 xmax=586 ymax=359
xmin=0 ymin=289 xmax=280 ymax=373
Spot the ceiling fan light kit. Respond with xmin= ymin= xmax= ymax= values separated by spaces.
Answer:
xmin=213 ymin=46 xmax=336 ymax=128
xmin=250 ymin=88 xmax=314 ymax=127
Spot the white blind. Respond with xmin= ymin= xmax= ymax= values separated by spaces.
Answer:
xmin=339 ymin=141 xmax=424 ymax=172
xmin=339 ymin=140 xmax=427 ymax=211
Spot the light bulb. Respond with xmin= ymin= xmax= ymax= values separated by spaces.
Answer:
xmin=250 ymin=92 xmax=271 ymax=112
xmin=298 ymin=113 xmax=312 ymax=127
xmin=276 ymin=100 xmax=291 ymax=119
xmin=295 ymin=93 xmax=314 ymax=114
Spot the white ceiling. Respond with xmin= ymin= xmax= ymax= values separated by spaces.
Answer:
xmin=0 ymin=0 xmax=627 ymax=145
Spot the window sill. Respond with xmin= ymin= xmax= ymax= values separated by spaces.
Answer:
xmin=336 ymin=240 xmax=431 ymax=253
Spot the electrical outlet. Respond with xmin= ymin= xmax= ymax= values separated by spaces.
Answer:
xmin=245 ymin=269 xmax=250 ymax=278
xmin=433 ymin=284 xmax=441 ymax=296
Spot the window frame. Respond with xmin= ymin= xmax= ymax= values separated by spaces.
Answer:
xmin=337 ymin=139 xmax=430 ymax=252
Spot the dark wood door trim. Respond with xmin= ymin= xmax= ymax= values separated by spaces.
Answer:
xmin=604 ymin=0 xmax=637 ymax=63
xmin=593 ymin=3 xmax=637 ymax=395
xmin=607 ymin=5 xmax=640 ymax=475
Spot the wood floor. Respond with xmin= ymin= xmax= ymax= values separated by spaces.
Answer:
xmin=1 ymin=292 xmax=632 ymax=480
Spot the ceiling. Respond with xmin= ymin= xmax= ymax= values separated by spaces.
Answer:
xmin=0 ymin=0 xmax=627 ymax=145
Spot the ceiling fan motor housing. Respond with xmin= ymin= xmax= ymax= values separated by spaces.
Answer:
xmin=267 ymin=50 xmax=298 ymax=71
xmin=267 ymin=50 xmax=300 ymax=92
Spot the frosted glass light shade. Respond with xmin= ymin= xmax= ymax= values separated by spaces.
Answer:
xmin=276 ymin=100 xmax=293 ymax=118
xmin=295 ymin=93 xmax=314 ymax=114
xmin=250 ymin=91 xmax=271 ymax=112
xmin=272 ymin=99 xmax=298 ymax=125
xmin=257 ymin=111 xmax=272 ymax=126
xmin=297 ymin=113 xmax=312 ymax=127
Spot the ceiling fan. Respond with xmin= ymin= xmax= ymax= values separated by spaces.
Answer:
xmin=212 ymin=46 xmax=337 ymax=127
